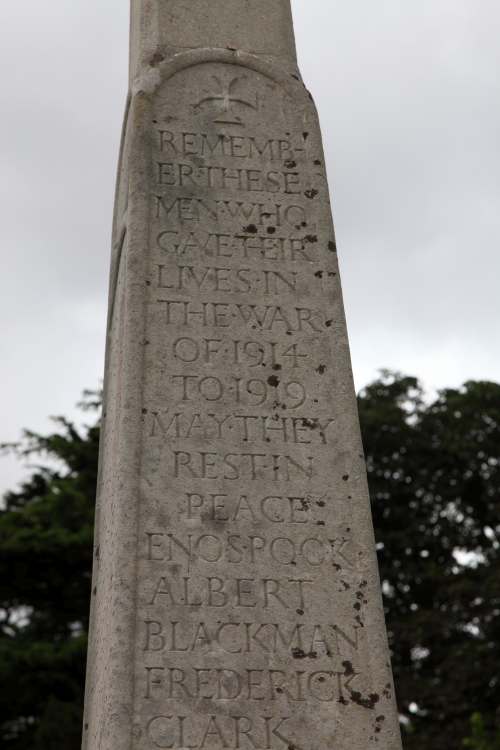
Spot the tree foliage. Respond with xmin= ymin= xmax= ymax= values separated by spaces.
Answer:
xmin=359 ymin=373 xmax=500 ymax=749
xmin=1 ymin=376 xmax=500 ymax=748
xmin=0 ymin=394 xmax=99 ymax=750
xmin=462 ymin=713 xmax=500 ymax=750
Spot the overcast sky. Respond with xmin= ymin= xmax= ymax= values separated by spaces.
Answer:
xmin=1 ymin=1 xmax=499 ymax=495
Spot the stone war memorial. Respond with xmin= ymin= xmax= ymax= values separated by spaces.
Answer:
xmin=82 ymin=2 xmax=403 ymax=749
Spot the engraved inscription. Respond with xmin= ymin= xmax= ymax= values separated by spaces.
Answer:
xmin=130 ymin=59 xmax=378 ymax=750
xmin=147 ymin=714 xmax=294 ymax=750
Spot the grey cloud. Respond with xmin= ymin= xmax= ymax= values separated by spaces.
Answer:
xmin=1 ymin=1 xmax=499 ymax=493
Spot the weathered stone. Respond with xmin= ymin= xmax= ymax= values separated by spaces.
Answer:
xmin=82 ymin=3 xmax=403 ymax=749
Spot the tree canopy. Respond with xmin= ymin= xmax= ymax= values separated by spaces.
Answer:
xmin=359 ymin=374 xmax=500 ymax=749
xmin=0 ymin=393 xmax=99 ymax=750
xmin=1 ymin=375 xmax=499 ymax=749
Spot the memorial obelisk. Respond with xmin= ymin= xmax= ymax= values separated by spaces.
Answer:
xmin=82 ymin=2 xmax=403 ymax=749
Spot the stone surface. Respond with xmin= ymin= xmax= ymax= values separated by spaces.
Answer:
xmin=82 ymin=3 xmax=403 ymax=749
xmin=129 ymin=0 xmax=298 ymax=83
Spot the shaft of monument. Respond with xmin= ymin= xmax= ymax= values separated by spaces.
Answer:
xmin=82 ymin=2 xmax=403 ymax=749
xmin=130 ymin=0 xmax=298 ymax=84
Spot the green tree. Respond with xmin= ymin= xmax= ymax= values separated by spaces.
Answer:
xmin=463 ymin=713 xmax=500 ymax=750
xmin=359 ymin=373 xmax=500 ymax=750
xmin=0 ymin=393 xmax=99 ymax=750
xmin=1 ymin=376 xmax=500 ymax=749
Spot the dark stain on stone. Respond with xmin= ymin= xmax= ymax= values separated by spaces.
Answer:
xmin=95 ymin=546 xmax=100 ymax=560
xmin=325 ymin=319 xmax=333 ymax=328
xmin=292 ymin=648 xmax=318 ymax=659
xmin=303 ymin=132 xmax=310 ymax=140
xmin=328 ymin=271 xmax=337 ymax=278
xmin=342 ymin=474 xmax=350 ymax=481
xmin=268 ymin=375 xmax=280 ymax=387
xmin=272 ymin=363 xmax=282 ymax=371
xmin=145 ymin=280 xmax=151 ymax=286
xmin=285 ymin=159 xmax=297 ymax=169
xmin=340 ymin=580 xmax=350 ymax=591
xmin=296 ymin=609 xmax=304 ymax=616
xmin=243 ymin=224 xmax=258 ymax=234
xmin=314 ymin=270 xmax=324 ymax=279
xmin=350 ymin=692 xmax=380 ymax=710
xmin=333 ymin=562 xmax=342 ymax=572
xmin=317 ymin=520 xmax=325 ymax=526
xmin=354 ymin=602 xmax=362 ymax=612
xmin=291 ymin=74 xmax=300 ymax=80
xmin=305 ymin=189 xmax=318 ymax=199
xmin=342 ymin=660 xmax=355 ymax=676
xmin=314 ymin=159 xmax=322 ymax=166
xmin=328 ymin=240 xmax=337 ymax=252
xmin=143 ymin=339 xmax=150 ymax=346
xmin=317 ymin=500 xmax=326 ymax=507
xmin=317 ymin=364 xmax=326 ymax=375
xmin=142 ymin=408 xmax=148 ymax=415
xmin=305 ymin=234 xmax=318 ymax=244
xmin=267 ymin=226 xmax=276 ymax=234
xmin=150 ymin=52 xmax=165 ymax=66
xmin=93 ymin=586 xmax=97 ymax=596
xmin=302 ymin=418 xmax=317 ymax=429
